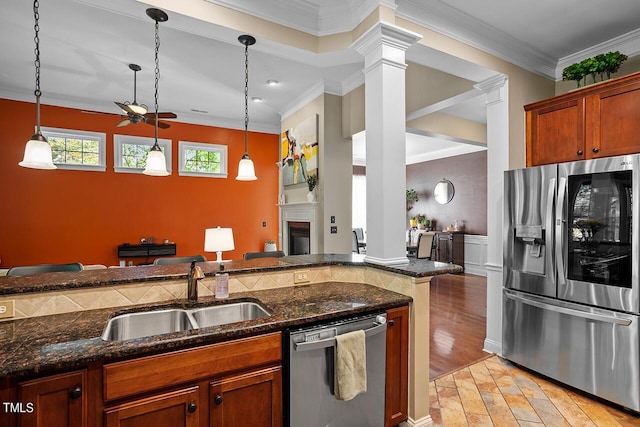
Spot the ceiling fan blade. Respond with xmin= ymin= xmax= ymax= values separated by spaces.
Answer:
xmin=116 ymin=118 xmax=131 ymax=127
xmin=145 ymin=112 xmax=177 ymax=119
xmin=115 ymin=101 xmax=134 ymax=114
xmin=146 ymin=118 xmax=171 ymax=129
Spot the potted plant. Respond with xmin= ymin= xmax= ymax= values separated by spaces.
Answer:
xmin=406 ymin=189 xmax=418 ymax=211
xmin=306 ymin=174 xmax=318 ymax=202
xmin=264 ymin=239 xmax=277 ymax=252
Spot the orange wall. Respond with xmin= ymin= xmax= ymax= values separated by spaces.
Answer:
xmin=0 ymin=99 xmax=279 ymax=267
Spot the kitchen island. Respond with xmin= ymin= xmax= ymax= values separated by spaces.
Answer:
xmin=0 ymin=254 xmax=462 ymax=426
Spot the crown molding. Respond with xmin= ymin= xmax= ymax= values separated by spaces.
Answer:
xmin=396 ymin=0 xmax=557 ymax=79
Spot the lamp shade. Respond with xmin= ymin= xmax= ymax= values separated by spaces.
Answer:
xmin=19 ymin=134 xmax=56 ymax=170
xmin=143 ymin=147 xmax=169 ymax=176
xmin=236 ymin=155 xmax=257 ymax=181
xmin=204 ymin=227 xmax=235 ymax=262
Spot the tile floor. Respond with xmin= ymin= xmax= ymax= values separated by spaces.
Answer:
xmin=429 ymin=355 xmax=640 ymax=426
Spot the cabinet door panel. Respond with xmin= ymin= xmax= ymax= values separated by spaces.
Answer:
xmin=209 ymin=366 xmax=282 ymax=427
xmin=385 ymin=306 xmax=409 ymax=427
xmin=104 ymin=386 xmax=199 ymax=427
xmin=595 ymin=83 xmax=640 ymax=157
xmin=527 ymin=100 xmax=585 ymax=166
xmin=18 ymin=370 xmax=87 ymax=427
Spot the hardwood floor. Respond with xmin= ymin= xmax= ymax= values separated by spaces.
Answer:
xmin=429 ymin=273 xmax=640 ymax=426
xmin=430 ymin=273 xmax=489 ymax=380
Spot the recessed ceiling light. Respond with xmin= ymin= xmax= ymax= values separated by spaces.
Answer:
xmin=251 ymin=97 xmax=263 ymax=102
xmin=266 ymin=80 xmax=279 ymax=86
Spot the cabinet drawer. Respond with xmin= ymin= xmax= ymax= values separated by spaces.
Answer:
xmin=103 ymin=333 xmax=281 ymax=402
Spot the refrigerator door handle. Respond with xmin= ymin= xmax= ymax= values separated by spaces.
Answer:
xmin=555 ymin=177 xmax=567 ymax=285
xmin=546 ymin=177 xmax=556 ymax=279
xmin=505 ymin=290 xmax=632 ymax=326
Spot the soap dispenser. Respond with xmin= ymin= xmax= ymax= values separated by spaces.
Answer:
xmin=215 ymin=264 xmax=229 ymax=299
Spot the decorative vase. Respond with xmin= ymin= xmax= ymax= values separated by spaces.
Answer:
xmin=409 ymin=218 xmax=417 ymax=228
xmin=307 ymin=190 xmax=316 ymax=202
xmin=264 ymin=242 xmax=277 ymax=252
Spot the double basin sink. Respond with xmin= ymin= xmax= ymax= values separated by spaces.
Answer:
xmin=102 ymin=301 xmax=270 ymax=341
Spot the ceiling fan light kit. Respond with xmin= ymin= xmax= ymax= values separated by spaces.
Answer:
xmin=142 ymin=7 xmax=170 ymax=177
xmin=19 ymin=0 xmax=56 ymax=170
xmin=235 ymin=34 xmax=257 ymax=181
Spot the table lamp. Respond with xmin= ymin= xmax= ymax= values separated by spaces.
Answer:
xmin=204 ymin=227 xmax=235 ymax=262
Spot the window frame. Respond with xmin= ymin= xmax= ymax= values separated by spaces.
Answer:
xmin=113 ymin=134 xmax=172 ymax=174
xmin=40 ymin=126 xmax=106 ymax=171
xmin=178 ymin=141 xmax=228 ymax=178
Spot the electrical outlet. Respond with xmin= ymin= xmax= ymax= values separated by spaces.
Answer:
xmin=330 ymin=226 xmax=337 ymax=234
xmin=294 ymin=270 xmax=310 ymax=284
xmin=0 ymin=300 xmax=15 ymax=319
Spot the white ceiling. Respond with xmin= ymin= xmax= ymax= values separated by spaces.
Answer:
xmin=1 ymin=0 xmax=639 ymax=163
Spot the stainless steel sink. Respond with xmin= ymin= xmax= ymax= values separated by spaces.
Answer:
xmin=102 ymin=302 xmax=270 ymax=341
xmin=189 ymin=302 xmax=270 ymax=328
xmin=101 ymin=309 xmax=196 ymax=341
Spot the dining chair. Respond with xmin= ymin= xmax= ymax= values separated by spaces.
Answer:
xmin=6 ymin=262 xmax=83 ymax=277
xmin=243 ymin=251 xmax=285 ymax=260
xmin=352 ymin=227 xmax=365 ymax=242
xmin=416 ymin=232 xmax=435 ymax=259
xmin=153 ymin=255 xmax=207 ymax=265
xmin=352 ymin=230 xmax=360 ymax=254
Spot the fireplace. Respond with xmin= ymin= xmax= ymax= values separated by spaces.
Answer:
xmin=288 ymin=221 xmax=310 ymax=255
xmin=279 ymin=202 xmax=319 ymax=255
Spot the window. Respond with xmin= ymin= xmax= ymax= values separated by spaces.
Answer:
xmin=113 ymin=135 xmax=172 ymax=174
xmin=178 ymin=141 xmax=228 ymax=178
xmin=352 ymin=173 xmax=367 ymax=233
xmin=41 ymin=127 xmax=106 ymax=171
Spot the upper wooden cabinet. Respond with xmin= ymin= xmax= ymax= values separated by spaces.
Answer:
xmin=525 ymin=71 xmax=640 ymax=166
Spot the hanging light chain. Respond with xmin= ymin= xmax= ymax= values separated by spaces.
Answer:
xmin=244 ymin=40 xmax=249 ymax=153
xmin=33 ymin=0 xmax=41 ymax=98
xmin=153 ymin=18 xmax=160 ymax=143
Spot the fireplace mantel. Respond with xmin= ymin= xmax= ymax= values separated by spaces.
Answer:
xmin=279 ymin=202 xmax=319 ymax=255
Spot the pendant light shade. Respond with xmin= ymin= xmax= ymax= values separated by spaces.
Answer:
xmin=20 ymin=0 xmax=56 ymax=170
xmin=144 ymin=145 xmax=169 ymax=176
xmin=20 ymin=132 xmax=56 ymax=169
xmin=143 ymin=8 xmax=170 ymax=177
xmin=236 ymin=34 xmax=257 ymax=181
xmin=237 ymin=154 xmax=256 ymax=181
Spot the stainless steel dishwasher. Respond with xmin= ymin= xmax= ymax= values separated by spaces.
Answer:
xmin=284 ymin=312 xmax=387 ymax=427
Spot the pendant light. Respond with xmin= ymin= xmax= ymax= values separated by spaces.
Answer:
xmin=143 ymin=8 xmax=170 ymax=176
xmin=19 ymin=0 xmax=56 ymax=170
xmin=236 ymin=34 xmax=257 ymax=181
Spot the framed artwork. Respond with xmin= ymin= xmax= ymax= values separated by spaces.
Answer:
xmin=281 ymin=114 xmax=318 ymax=187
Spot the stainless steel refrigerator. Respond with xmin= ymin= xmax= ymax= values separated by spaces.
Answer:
xmin=503 ymin=154 xmax=640 ymax=411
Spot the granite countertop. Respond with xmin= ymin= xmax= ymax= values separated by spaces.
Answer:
xmin=0 ymin=281 xmax=412 ymax=379
xmin=0 ymin=254 xmax=463 ymax=296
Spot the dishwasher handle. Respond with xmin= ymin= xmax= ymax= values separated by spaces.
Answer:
xmin=293 ymin=320 xmax=386 ymax=352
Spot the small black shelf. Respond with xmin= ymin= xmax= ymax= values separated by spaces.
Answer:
xmin=118 ymin=243 xmax=176 ymax=258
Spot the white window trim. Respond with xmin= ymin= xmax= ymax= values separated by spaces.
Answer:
xmin=178 ymin=141 xmax=228 ymax=178
xmin=113 ymin=134 xmax=172 ymax=174
xmin=40 ymin=126 xmax=106 ymax=171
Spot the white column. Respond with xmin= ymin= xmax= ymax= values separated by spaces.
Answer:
xmin=352 ymin=22 xmax=421 ymax=266
xmin=474 ymin=74 xmax=509 ymax=355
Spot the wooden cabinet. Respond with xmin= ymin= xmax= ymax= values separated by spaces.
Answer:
xmin=103 ymin=333 xmax=282 ymax=427
xmin=434 ymin=232 xmax=464 ymax=266
xmin=210 ymin=366 xmax=282 ymax=427
xmin=104 ymin=387 xmax=199 ymax=427
xmin=385 ymin=306 xmax=409 ymax=427
xmin=17 ymin=370 xmax=87 ymax=427
xmin=526 ymin=71 xmax=640 ymax=166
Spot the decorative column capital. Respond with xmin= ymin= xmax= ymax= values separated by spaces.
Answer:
xmin=474 ymin=73 xmax=508 ymax=106
xmin=351 ymin=21 xmax=422 ymax=70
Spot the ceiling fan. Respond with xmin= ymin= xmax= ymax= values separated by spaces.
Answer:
xmin=115 ymin=63 xmax=177 ymax=129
